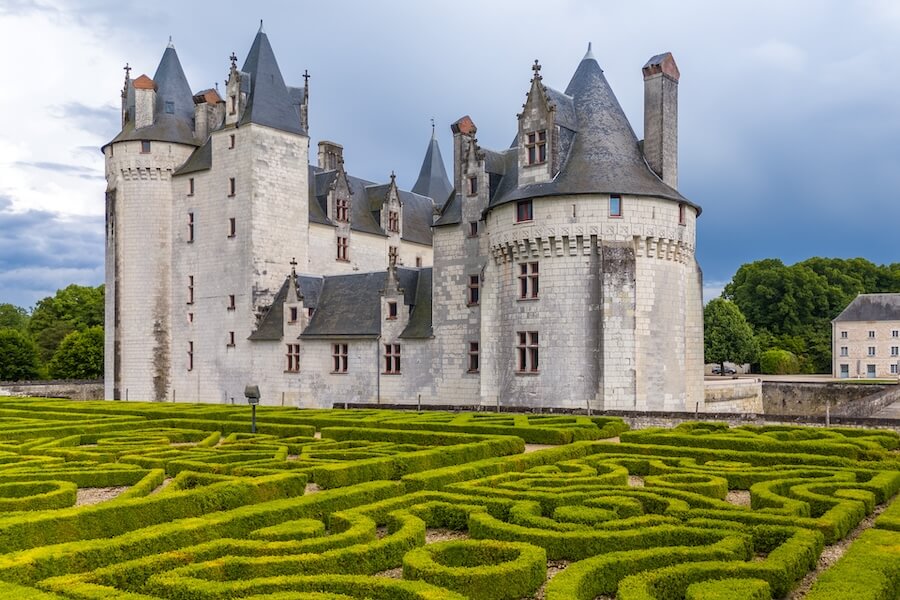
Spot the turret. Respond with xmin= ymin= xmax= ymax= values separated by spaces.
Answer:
xmin=642 ymin=52 xmax=680 ymax=189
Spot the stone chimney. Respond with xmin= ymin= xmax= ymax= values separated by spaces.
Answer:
xmin=317 ymin=141 xmax=343 ymax=170
xmin=192 ymin=89 xmax=223 ymax=142
xmin=132 ymin=74 xmax=157 ymax=130
xmin=642 ymin=52 xmax=680 ymax=189
xmin=450 ymin=115 xmax=477 ymax=192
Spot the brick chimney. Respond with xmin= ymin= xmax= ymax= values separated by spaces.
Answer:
xmin=642 ymin=53 xmax=680 ymax=189
xmin=450 ymin=115 xmax=477 ymax=192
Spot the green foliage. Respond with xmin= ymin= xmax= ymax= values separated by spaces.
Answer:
xmin=0 ymin=304 xmax=29 ymax=331
xmin=723 ymin=257 xmax=900 ymax=373
xmin=805 ymin=528 xmax=900 ymax=600
xmin=27 ymin=284 xmax=104 ymax=362
xmin=759 ymin=349 xmax=801 ymax=374
xmin=704 ymin=298 xmax=759 ymax=369
xmin=47 ymin=325 xmax=104 ymax=379
xmin=685 ymin=578 xmax=771 ymax=600
xmin=0 ymin=328 xmax=40 ymax=381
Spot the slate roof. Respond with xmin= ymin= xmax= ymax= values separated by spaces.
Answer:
xmin=239 ymin=29 xmax=306 ymax=135
xmin=173 ymin=137 xmax=212 ymax=176
xmin=411 ymin=134 xmax=453 ymax=206
xmin=106 ymin=45 xmax=199 ymax=149
xmin=833 ymin=294 xmax=900 ymax=323
xmin=249 ymin=274 xmax=324 ymax=341
xmin=477 ymin=49 xmax=700 ymax=216
xmin=300 ymin=268 xmax=430 ymax=339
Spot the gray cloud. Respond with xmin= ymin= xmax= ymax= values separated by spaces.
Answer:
xmin=49 ymin=102 xmax=120 ymax=139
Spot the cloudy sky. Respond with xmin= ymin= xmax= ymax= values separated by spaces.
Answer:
xmin=1 ymin=0 xmax=898 ymax=308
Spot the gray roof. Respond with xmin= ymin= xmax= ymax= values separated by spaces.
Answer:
xmin=174 ymin=137 xmax=212 ymax=176
xmin=400 ymin=268 xmax=433 ymax=339
xmin=239 ymin=30 xmax=305 ymax=135
xmin=106 ymin=45 xmax=199 ymax=149
xmin=433 ymin=192 xmax=461 ymax=227
xmin=249 ymin=274 xmax=324 ymax=341
xmin=300 ymin=268 xmax=427 ymax=339
xmin=411 ymin=134 xmax=453 ymax=206
xmin=833 ymin=294 xmax=900 ymax=323
xmin=485 ymin=52 xmax=699 ymax=214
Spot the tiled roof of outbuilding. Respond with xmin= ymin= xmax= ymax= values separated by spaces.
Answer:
xmin=833 ymin=294 xmax=900 ymax=323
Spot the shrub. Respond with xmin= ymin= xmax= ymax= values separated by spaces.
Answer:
xmin=685 ymin=578 xmax=771 ymax=600
xmin=759 ymin=349 xmax=800 ymax=375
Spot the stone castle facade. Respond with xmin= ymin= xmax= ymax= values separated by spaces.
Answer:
xmin=104 ymin=27 xmax=705 ymax=411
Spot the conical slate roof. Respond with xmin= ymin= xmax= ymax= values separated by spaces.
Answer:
xmin=488 ymin=51 xmax=698 ymax=213
xmin=239 ymin=29 xmax=305 ymax=135
xmin=412 ymin=133 xmax=453 ymax=205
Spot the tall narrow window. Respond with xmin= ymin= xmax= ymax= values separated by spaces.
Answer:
xmin=467 ymin=176 xmax=478 ymax=195
xmin=333 ymin=343 xmax=348 ymax=373
xmin=384 ymin=343 xmax=401 ymax=374
xmin=229 ymin=134 xmax=235 ymax=149
xmin=228 ymin=177 xmax=236 ymax=197
xmin=288 ymin=306 xmax=298 ymax=323
xmin=468 ymin=221 xmax=478 ymax=237
xmin=387 ymin=301 xmax=398 ymax=320
xmin=416 ymin=256 xmax=423 ymax=268
xmin=516 ymin=200 xmax=533 ymax=223
xmin=228 ymin=217 xmax=236 ymax=238
xmin=893 ymin=330 xmax=899 ymax=338
xmin=227 ymin=294 xmax=235 ymax=310
xmin=230 ymin=95 xmax=236 ymax=114
xmin=516 ymin=331 xmax=539 ymax=373
xmin=187 ymin=212 xmax=194 ymax=243
xmin=187 ymin=276 xmax=194 ymax=305
xmin=227 ymin=331 xmax=235 ymax=347
xmin=388 ymin=245 xmax=398 ymax=265
xmin=467 ymin=275 xmax=480 ymax=306
xmin=609 ymin=195 xmax=622 ymax=217
xmin=336 ymin=196 xmax=349 ymax=222
xmin=188 ymin=178 xmax=195 ymax=196
xmin=525 ymin=130 xmax=547 ymax=165
xmin=840 ymin=346 xmax=848 ymax=357
xmin=468 ymin=342 xmax=480 ymax=373
xmin=518 ymin=262 xmax=539 ymax=299
xmin=841 ymin=331 xmax=848 ymax=339
xmin=869 ymin=330 xmax=876 ymax=339
xmin=141 ymin=140 xmax=151 ymax=154
xmin=678 ymin=203 xmax=686 ymax=225
xmin=336 ymin=236 xmax=349 ymax=261
xmin=187 ymin=341 xmax=194 ymax=371
xmin=892 ymin=346 xmax=899 ymax=357
xmin=388 ymin=211 xmax=399 ymax=233
xmin=868 ymin=346 xmax=876 ymax=357
xmin=286 ymin=344 xmax=300 ymax=372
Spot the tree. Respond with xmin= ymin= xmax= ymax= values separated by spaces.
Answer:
xmin=0 ymin=304 xmax=29 ymax=331
xmin=704 ymin=298 xmax=759 ymax=375
xmin=0 ymin=329 xmax=40 ymax=381
xmin=28 ymin=284 xmax=104 ymax=362
xmin=759 ymin=349 xmax=800 ymax=374
xmin=48 ymin=326 xmax=104 ymax=380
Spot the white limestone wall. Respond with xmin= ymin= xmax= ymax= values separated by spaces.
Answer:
xmin=833 ymin=320 xmax=900 ymax=379
xmin=308 ymin=225 xmax=433 ymax=275
xmin=105 ymin=140 xmax=195 ymax=401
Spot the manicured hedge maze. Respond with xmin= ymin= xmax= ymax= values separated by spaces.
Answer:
xmin=0 ymin=399 xmax=895 ymax=599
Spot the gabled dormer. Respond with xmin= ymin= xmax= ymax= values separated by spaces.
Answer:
xmin=224 ymin=53 xmax=248 ymax=127
xmin=517 ymin=60 xmax=557 ymax=186
xmin=382 ymin=172 xmax=403 ymax=241
xmin=283 ymin=259 xmax=308 ymax=335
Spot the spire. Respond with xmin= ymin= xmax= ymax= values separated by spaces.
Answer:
xmin=285 ymin=257 xmax=301 ymax=303
xmin=258 ymin=19 xmax=264 ymax=33
xmin=583 ymin=42 xmax=596 ymax=62
xmin=411 ymin=128 xmax=453 ymax=204
xmin=239 ymin=28 xmax=305 ymax=134
xmin=167 ymin=36 xmax=174 ymax=49
xmin=153 ymin=43 xmax=194 ymax=123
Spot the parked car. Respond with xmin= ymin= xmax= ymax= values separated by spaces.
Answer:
xmin=711 ymin=365 xmax=737 ymax=375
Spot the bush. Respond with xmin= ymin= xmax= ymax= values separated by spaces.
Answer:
xmin=759 ymin=349 xmax=800 ymax=374
xmin=47 ymin=326 xmax=104 ymax=379
xmin=0 ymin=329 xmax=40 ymax=381
xmin=685 ymin=578 xmax=771 ymax=600
xmin=805 ymin=528 xmax=900 ymax=600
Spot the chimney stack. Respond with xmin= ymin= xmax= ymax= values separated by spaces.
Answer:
xmin=132 ymin=75 xmax=157 ymax=130
xmin=450 ymin=115 xmax=477 ymax=192
xmin=642 ymin=53 xmax=680 ymax=189
xmin=317 ymin=141 xmax=344 ymax=170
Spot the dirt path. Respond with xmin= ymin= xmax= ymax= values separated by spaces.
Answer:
xmin=76 ymin=486 xmax=128 ymax=506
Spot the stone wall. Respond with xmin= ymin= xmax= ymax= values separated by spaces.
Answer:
xmin=762 ymin=381 xmax=900 ymax=418
xmin=0 ymin=380 xmax=104 ymax=400
xmin=703 ymin=378 xmax=763 ymax=413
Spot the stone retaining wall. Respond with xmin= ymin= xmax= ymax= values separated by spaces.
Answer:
xmin=762 ymin=382 xmax=900 ymax=417
xmin=0 ymin=380 xmax=104 ymax=400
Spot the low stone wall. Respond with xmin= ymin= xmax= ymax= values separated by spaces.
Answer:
xmin=703 ymin=378 xmax=762 ymax=413
xmin=0 ymin=380 xmax=104 ymax=400
xmin=762 ymin=382 xmax=899 ymax=417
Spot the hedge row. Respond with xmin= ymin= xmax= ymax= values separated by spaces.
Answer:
xmin=805 ymin=528 xmax=900 ymax=600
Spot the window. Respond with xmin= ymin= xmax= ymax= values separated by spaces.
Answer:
xmin=187 ymin=312 xmax=193 ymax=324
xmin=867 ymin=364 xmax=877 ymax=378
xmin=416 ymin=256 xmax=423 ymax=268
xmin=893 ymin=330 xmax=899 ymax=338
xmin=388 ymin=211 xmax=400 ymax=233
xmin=840 ymin=346 xmax=848 ymax=357
xmin=228 ymin=217 xmax=236 ymax=238
xmin=384 ymin=343 xmax=401 ymax=374
xmin=869 ymin=330 xmax=876 ymax=339
xmin=227 ymin=331 xmax=235 ymax=347
xmin=187 ymin=341 xmax=193 ymax=371
xmin=518 ymin=262 xmax=539 ymax=299
xmin=840 ymin=331 xmax=848 ymax=339
xmin=516 ymin=331 xmax=539 ymax=373
xmin=230 ymin=95 xmax=236 ymax=114
xmin=164 ymin=100 xmax=174 ymax=114
xmin=468 ymin=221 xmax=478 ymax=237
xmin=892 ymin=346 xmax=899 ymax=357
xmin=336 ymin=196 xmax=349 ymax=222
xmin=140 ymin=140 xmax=151 ymax=154
xmin=286 ymin=344 xmax=300 ymax=372
xmin=892 ymin=364 xmax=898 ymax=375
xmin=228 ymin=177 xmax=236 ymax=197
xmin=336 ymin=236 xmax=349 ymax=261
xmin=228 ymin=294 xmax=235 ymax=311
xmin=188 ymin=178 xmax=195 ymax=196
xmin=288 ymin=306 xmax=298 ymax=323
xmin=187 ymin=213 xmax=194 ymax=243
xmin=609 ymin=195 xmax=622 ymax=217
xmin=525 ymin=130 xmax=547 ymax=165
xmin=387 ymin=301 xmax=398 ymax=320
xmin=839 ymin=364 xmax=849 ymax=378
xmin=467 ymin=176 xmax=478 ymax=195
xmin=516 ymin=200 xmax=533 ymax=223
xmin=332 ymin=343 xmax=348 ymax=373
xmin=388 ymin=245 xmax=398 ymax=265
xmin=467 ymin=275 xmax=480 ymax=306
xmin=468 ymin=342 xmax=480 ymax=373
xmin=308 ymin=307 xmax=315 ymax=317
xmin=868 ymin=346 xmax=876 ymax=357
xmin=187 ymin=276 xmax=194 ymax=305
xmin=229 ymin=134 xmax=235 ymax=149
xmin=678 ymin=203 xmax=686 ymax=225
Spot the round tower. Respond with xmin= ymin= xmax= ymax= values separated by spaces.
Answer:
xmin=103 ymin=41 xmax=199 ymax=401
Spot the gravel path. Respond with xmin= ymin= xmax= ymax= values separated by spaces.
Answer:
xmin=525 ymin=560 xmax=570 ymax=600
xmin=76 ymin=486 xmax=128 ymax=506
xmin=628 ymin=475 xmax=644 ymax=487
xmin=304 ymin=482 xmax=321 ymax=495
xmin=726 ymin=490 xmax=751 ymax=507
xmin=149 ymin=477 xmax=173 ymax=495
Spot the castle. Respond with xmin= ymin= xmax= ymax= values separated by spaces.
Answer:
xmin=103 ymin=26 xmax=704 ymax=411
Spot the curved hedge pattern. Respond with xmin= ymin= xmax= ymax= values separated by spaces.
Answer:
xmin=0 ymin=398 xmax=895 ymax=599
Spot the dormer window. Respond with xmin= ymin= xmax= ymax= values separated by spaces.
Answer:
xmin=164 ymin=101 xmax=175 ymax=114
xmin=336 ymin=196 xmax=349 ymax=222
xmin=230 ymin=96 xmax=236 ymax=115
xmin=289 ymin=306 xmax=298 ymax=323
xmin=387 ymin=301 xmax=398 ymax=320
xmin=467 ymin=176 xmax=478 ymax=195
xmin=516 ymin=200 xmax=533 ymax=223
xmin=388 ymin=211 xmax=399 ymax=233
xmin=525 ymin=130 xmax=547 ymax=165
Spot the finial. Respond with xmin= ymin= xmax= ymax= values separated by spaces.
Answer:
xmin=215 ymin=81 xmax=219 ymax=91
xmin=167 ymin=36 xmax=174 ymax=49
xmin=532 ymin=59 xmax=541 ymax=74
xmin=583 ymin=42 xmax=596 ymax=61
xmin=123 ymin=62 xmax=131 ymax=81
xmin=303 ymin=69 xmax=310 ymax=85
xmin=229 ymin=52 xmax=238 ymax=70
xmin=289 ymin=257 xmax=297 ymax=276
xmin=390 ymin=170 xmax=396 ymax=182
xmin=258 ymin=19 xmax=264 ymax=33
xmin=430 ymin=117 xmax=435 ymax=138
